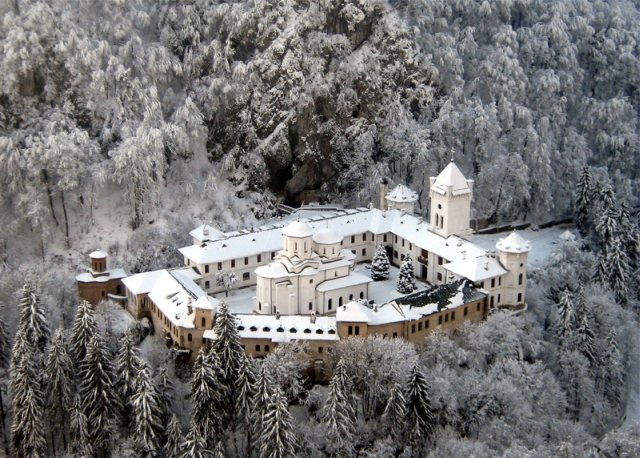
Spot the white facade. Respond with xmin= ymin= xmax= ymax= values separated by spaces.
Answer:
xmin=496 ymin=231 xmax=531 ymax=307
xmin=429 ymin=160 xmax=474 ymax=237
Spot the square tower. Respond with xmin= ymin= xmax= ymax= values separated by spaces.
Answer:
xmin=429 ymin=160 xmax=474 ymax=237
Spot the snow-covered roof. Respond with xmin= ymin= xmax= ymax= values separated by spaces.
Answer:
xmin=313 ymin=228 xmax=342 ymax=244
xmin=282 ymin=220 xmax=314 ymax=238
xmin=336 ymin=300 xmax=408 ymax=325
xmin=386 ymin=184 xmax=418 ymax=203
xmin=431 ymin=161 xmax=472 ymax=196
xmin=147 ymin=270 xmax=219 ymax=329
xmin=443 ymin=256 xmax=508 ymax=282
xmin=496 ymin=231 xmax=532 ymax=254
xmin=316 ymin=271 xmax=373 ymax=292
xmin=122 ymin=267 xmax=201 ymax=295
xmin=394 ymin=279 xmax=486 ymax=315
xmin=207 ymin=314 xmax=339 ymax=342
xmin=180 ymin=208 xmax=483 ymax=265
xmin=89 ymin=250 xmax=108 ymax=259
xmin=76 ymin=268 xmax=127 ymax=283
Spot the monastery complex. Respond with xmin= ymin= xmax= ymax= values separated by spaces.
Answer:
xmin=77 ymin=161 xmax=532 ymax=363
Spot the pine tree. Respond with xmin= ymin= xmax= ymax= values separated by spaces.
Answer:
xmin=210 ymin=300 xmax=244 ymax=417
xmin=382 ymin=382 xmax=406 ymax=440
xmin=575 ymin=315 xmax=596 ymax=365
xmin=17 ymin=283 xmax=50 ymax=353
xmin=189 ymin=350 xmax=226 ymax=447
xmin=44 ymin=328 xmax=73 ymax=453
xmin=69 ymin=300 xmax=99 ymax=366
xmin=556 ymin=289 xmax=575 ymax=344
xmin=9 ymin=334 xmax=47 ymax=458
xmin=574 ymin=166 xmax=593 ymax=236
xmin=164 ymin=414 xmax=184 ymax=458
xmin=322 ymin=359 xmax=356 ymax=457
xmin=132 ymin=360 xmax=163 ymax=456
xmin=404 ymin=364 xmax=435 ymax=451
xmin=397 ymin=254 xmax=416 ymax=294
xmin=370 ymin=245 xmax=391 ymax=281
xmin=78 ymin=334 xmax=122 ymax=455
xmin=258 ymin=386 xmax=297 ymax=458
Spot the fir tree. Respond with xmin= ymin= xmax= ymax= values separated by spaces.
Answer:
xmin=595 ymin=185 xmax=619 ymax=246
xmin=0 ymin=316 xmax=10 ymax=369
xmin=78 ymin=334 xmax=122 ymax=455
xmin=17 ymin=283 xmax=50 ymax=353
xmin=9 ymin=335 xmax=46 ymax=458
xmin=258 ymin=386 xmax=297 ymax=458
xmin=117 ymin=330 xmax=141 ymax=429
xmin=601 ymin=329 xmax=624 ymax=408
xmin=556 ymin=289 xmax=575 ymax=344
xmin=132 ymin=360 xmax=163 ymax=456
xmin=322 ymin=359 xmax=356 ymax=457
xmin=44 ymin=328 xmax=73 ymax=453
xmin=397 ymin=254 xmax=416 ymax=294
xmin=574 ymin=166 xmax=593 ymax=236
xmin=592 ymin=251 xmax=609 ymax=285
xmin=181 ymin=428 xmax=215 ymax=458
xmin=156 ymin=364 xmax=175 ymax=425
xmin=69 ymin=300 xmax=99 ymax=366
xmin=382 ymin=382 xmax=406 ymax=440
xmin=605 ymin=236 xmax=631 ymax=305
xmin=575 ymin=315 xmax=596 ymax=365
xmin=69 ymin=397 xmax=92 ymax=457
xmin=210 ymin=300 xmax=244 ymax=416
xmin=235 ymin=354 xmax=258 ymax=454
xmin=251 ymin=364 xmax=273 ymax=451
xmin=404 ymin=364 xmax=435 ymax=451
xmin=189 ymin=350 xmax=226 ymax=447
xmin=370 ymin=245 xmax=390 ymax=281
xmin=164 ymin=414 xmax=184 ymax=458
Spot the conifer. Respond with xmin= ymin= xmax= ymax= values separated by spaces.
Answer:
xmin=17 ymin=283 xmax=50 ymax=353
xmin=370 ymin=245 xmax=391 ymax=281
xmin=601 ymin=329 xmax=624 ymax=408
xmin=397 ymin=254 xmax=416 ymax=294
xmin=156 ymin=364 xmax=175 ymax=424
xmin=0 ymin=316 xmax=10 ymax=369
xmin=236 ymin=354 xmax=258 ymax=453
xmin=404 ymin=364 xmax=435 ymax=450
xmin=132 ymin=360 xmax=163 ymax=456
xmin=252 ymin=364 xmax=273 ymax=450
xmin=606 ymin=236 xmax=630 ymax=304
xmin=69 ymin=397 xmax=92 ymax=457
xmin=258 ymin=386 xmax=297 ymax=458
xmin=117 ymin=330 xmax=141 ymax=428
xmin=322 ymin=359 xmax=356 ymax=457
xmin=574 ymin=166 xmax=593 ymax=236
xmin=78 ymin=333 xmax=122 ymax=455
xmin=164 ymin=414 xmax=184 ymax=458
xmin=556 ymin=289 xmax=575 ymax=344
xmin=181 ymin=427 xmax=215 ymax=458
xmin=383 ymin=382 xmax=406 ymax=440
xmin=69 ymin=300 xmax=99 ymax=366
xmin=44 ymin=328 xmax=73 ymax=453
xmin=190 ymin=349 xmax=226 ymax=447
xmin=575 ymin=315 xmax=596 ymax=365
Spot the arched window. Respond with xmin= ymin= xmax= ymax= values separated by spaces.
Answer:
xmin=349 ymin=294 xmax=353 ymax=301
xmin=339 ymin=297 xmax=343 ymax=307
xmin=518 ymin=273 xmax=523 ymax=285
xmin=188 ymin=333 xmax=192 ymax=342
xmin=359 ymin=292 xmax=364 ymax=299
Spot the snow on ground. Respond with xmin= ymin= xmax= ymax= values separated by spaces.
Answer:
xmin=468 ymin=224 xmax=575 ymax=267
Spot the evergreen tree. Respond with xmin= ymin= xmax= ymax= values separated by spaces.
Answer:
xmin=164 ymin=414 xmax=184 ymax=458
xmin=156 ymin=364 xmax=175 ymax=425
xmin=251 ymin=364 xmax=273 ymax=451
xmin=210 ymin=300 xmax=244 ymax=416
xmin=44 ymin=327 xmax=73 ymax=453
xmin=0 ymin=316 xmax=10 ymax=369
xmin=574 ymin=166 xmax=593 ymax=236
xmin=397 ymin=254 xmax=416 ymax=294
xmin=9 ymin=335 xmax=46 ymax=458
xmin=78 ymin=333 xmax=122 ymax=455
xmin=575 ymin=315 xmax=596 ymax=365
xmin=189 ymin=349 xmax=226 ymax=448
xmin=17 ymin=283 xmax=50 ymax=353
xmin=181 ymin=428 xmax=215 ymax=458
xmin=235 ymin=354 xmax=258 ymax=453
xmin=601 ymin=329 xmax=624 ymax=408
xmin=258 ymin=386 xmax=297 ymax=458
xmin=69 ymin=300 xmax=99 ymax=366
xmin=605 ymin=236 xmax=631 ymax=305
xmin=556 ymin=289 xmax=575 ymax=344
xmin=322 ymin=359 xmax=356 ymax=457
xmin=69 ymin=397 xmax=91 ymax=457
xmin=618 ymin=203 xmax=639 ymax=271
xmin=595 ymin=185 xmax=619 ymax=246
xmin=592 ymin=251 xmax=609 ymax=285
xmin=382 ymin=382 xmax=406 ymax=440
xmin=404 ymin=364 xmax=435 ymax=451
xmin=117 ymin=330 xmax=141 ymax=429
xmin=370 ymin=245 xmax=391 ymax=281
xmin=132 ymin=360 xmax=163 ymax=456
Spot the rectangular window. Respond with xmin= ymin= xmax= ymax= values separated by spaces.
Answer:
xmin=351 ymin=250 xmax=356 ymax=255
xmin=205 ymin=264 xmax=209 ymax=274
xmin=384 ymin=234 xmax=387 ymax=242
xmin=418 ymin=322 xmax=422 ymax=331
xmin=477 ymin=303 xmax=481 ymax=311
xmin=445 ymin=313 xmax=449 ymax=323
xmin=438 ymin=256 xmax=443 ymax=266
xmin=309 ymin=279 xmax=313 ymax=284
xmin=363 ymin=234 xmax=366 ymax=242
xmin=491 ymin=278 xmax=496 ymax=288
xmin=351 ymin=236 xmax=355 ymax=244
xmin=394 ymin=250 xmax=398 ymax=258
xmin=231 ymin=259 xmax=235 ymax=268
xmin=309 ymin=302 xmax=313 ymax=310
xmin=425 ymin=320 xmax=429 ymax=329
xmin=271 ymin=252 xmax=276 ymax=259
xmin=256 ymin=345 xmax=261 ymax=352
xmin=451 ymin=311 xmax=455 ymax=320
xmin=244 ymin=257 xmax=249 ymax=265
xmin=518 ymin=293 xmax=522 ymax=302
xmin=205 ymin=281 xmax=210 ymax=289
xmin=464 ymin=307 xmax=468 ymax=316
xmin=258 ymin=254 xmax=262 ymax=263
xmin=437 ymin=272 xmax=443 ymax=281
xmin=319 ymin=347 xmax=324 ymax=354
xmin=402 ymin=239 xmax=405 ymax=247
xmin=401 ymin=254 xmax=405 ymax=261
xmin=499 ymin=277 xmax=502 ymax=286
xmin=498 ymin=294 xmax=501 ymax=303
xmin=395 ymin=235 xmax=398 ymax=243
xmin=265 ymin=345 xmax=270 ymax=352
xmin=243 ymin=272 xmax=250 ymax=281
xmin=411 ymin=324 xmax=416 ymax=333
xmin=409 ymin=243 xmax=412 ymax=250
xmin=371 ymin=233 xmax=374 ymax=241
xmin=438 ymin=315 xmax=442 ymax=324
xmin=362 ymin=248 xmax=366 ymax=256
xmin=218 ymin=262 xmax=222 ymax=270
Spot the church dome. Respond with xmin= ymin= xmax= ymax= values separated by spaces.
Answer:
xmin=313 ymin=228 xmax=342 ymax=244
xmin=282 ymin=220 xmax=314 ymax=238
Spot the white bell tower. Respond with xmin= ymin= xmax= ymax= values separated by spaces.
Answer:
xmin=429 ymin=160 xmax=474 ymax=237
xmin=496 ymin=231 xmax=531 ymax=309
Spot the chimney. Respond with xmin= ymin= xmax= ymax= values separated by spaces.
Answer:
xmin=382 ymin=210 xmax=387 ymax=218
xmin=187 ymin=304 xmax=193 ymax=315
xmin=310 ymin=312 xmax=316 ymax=324
xmin=484 ymin=261 xmax=489 ymax=271
xmin=380 ymin=179 xmax=389 ymax=210
xmin=203 ymin=225 xmax=209 ymax=236
xmin=462 ymin=250 xmax=466 ymax=260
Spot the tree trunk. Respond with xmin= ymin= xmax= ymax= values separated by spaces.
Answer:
xmin=0 ymin=387 xmax=8 ymax=457
xmin=60 ymin=189 xmax=70 ymax=245
xmin=41 ymin=169 xmax=59 ymax=227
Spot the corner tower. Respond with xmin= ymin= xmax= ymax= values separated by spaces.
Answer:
xmin=496 ymin=231 xmax=531 ymax=309
xmin=429 ymin=160 xmax=474 ymax=237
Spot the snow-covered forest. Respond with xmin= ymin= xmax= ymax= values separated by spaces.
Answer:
xmin=0 ymin=0 xmax=639 ymax=456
